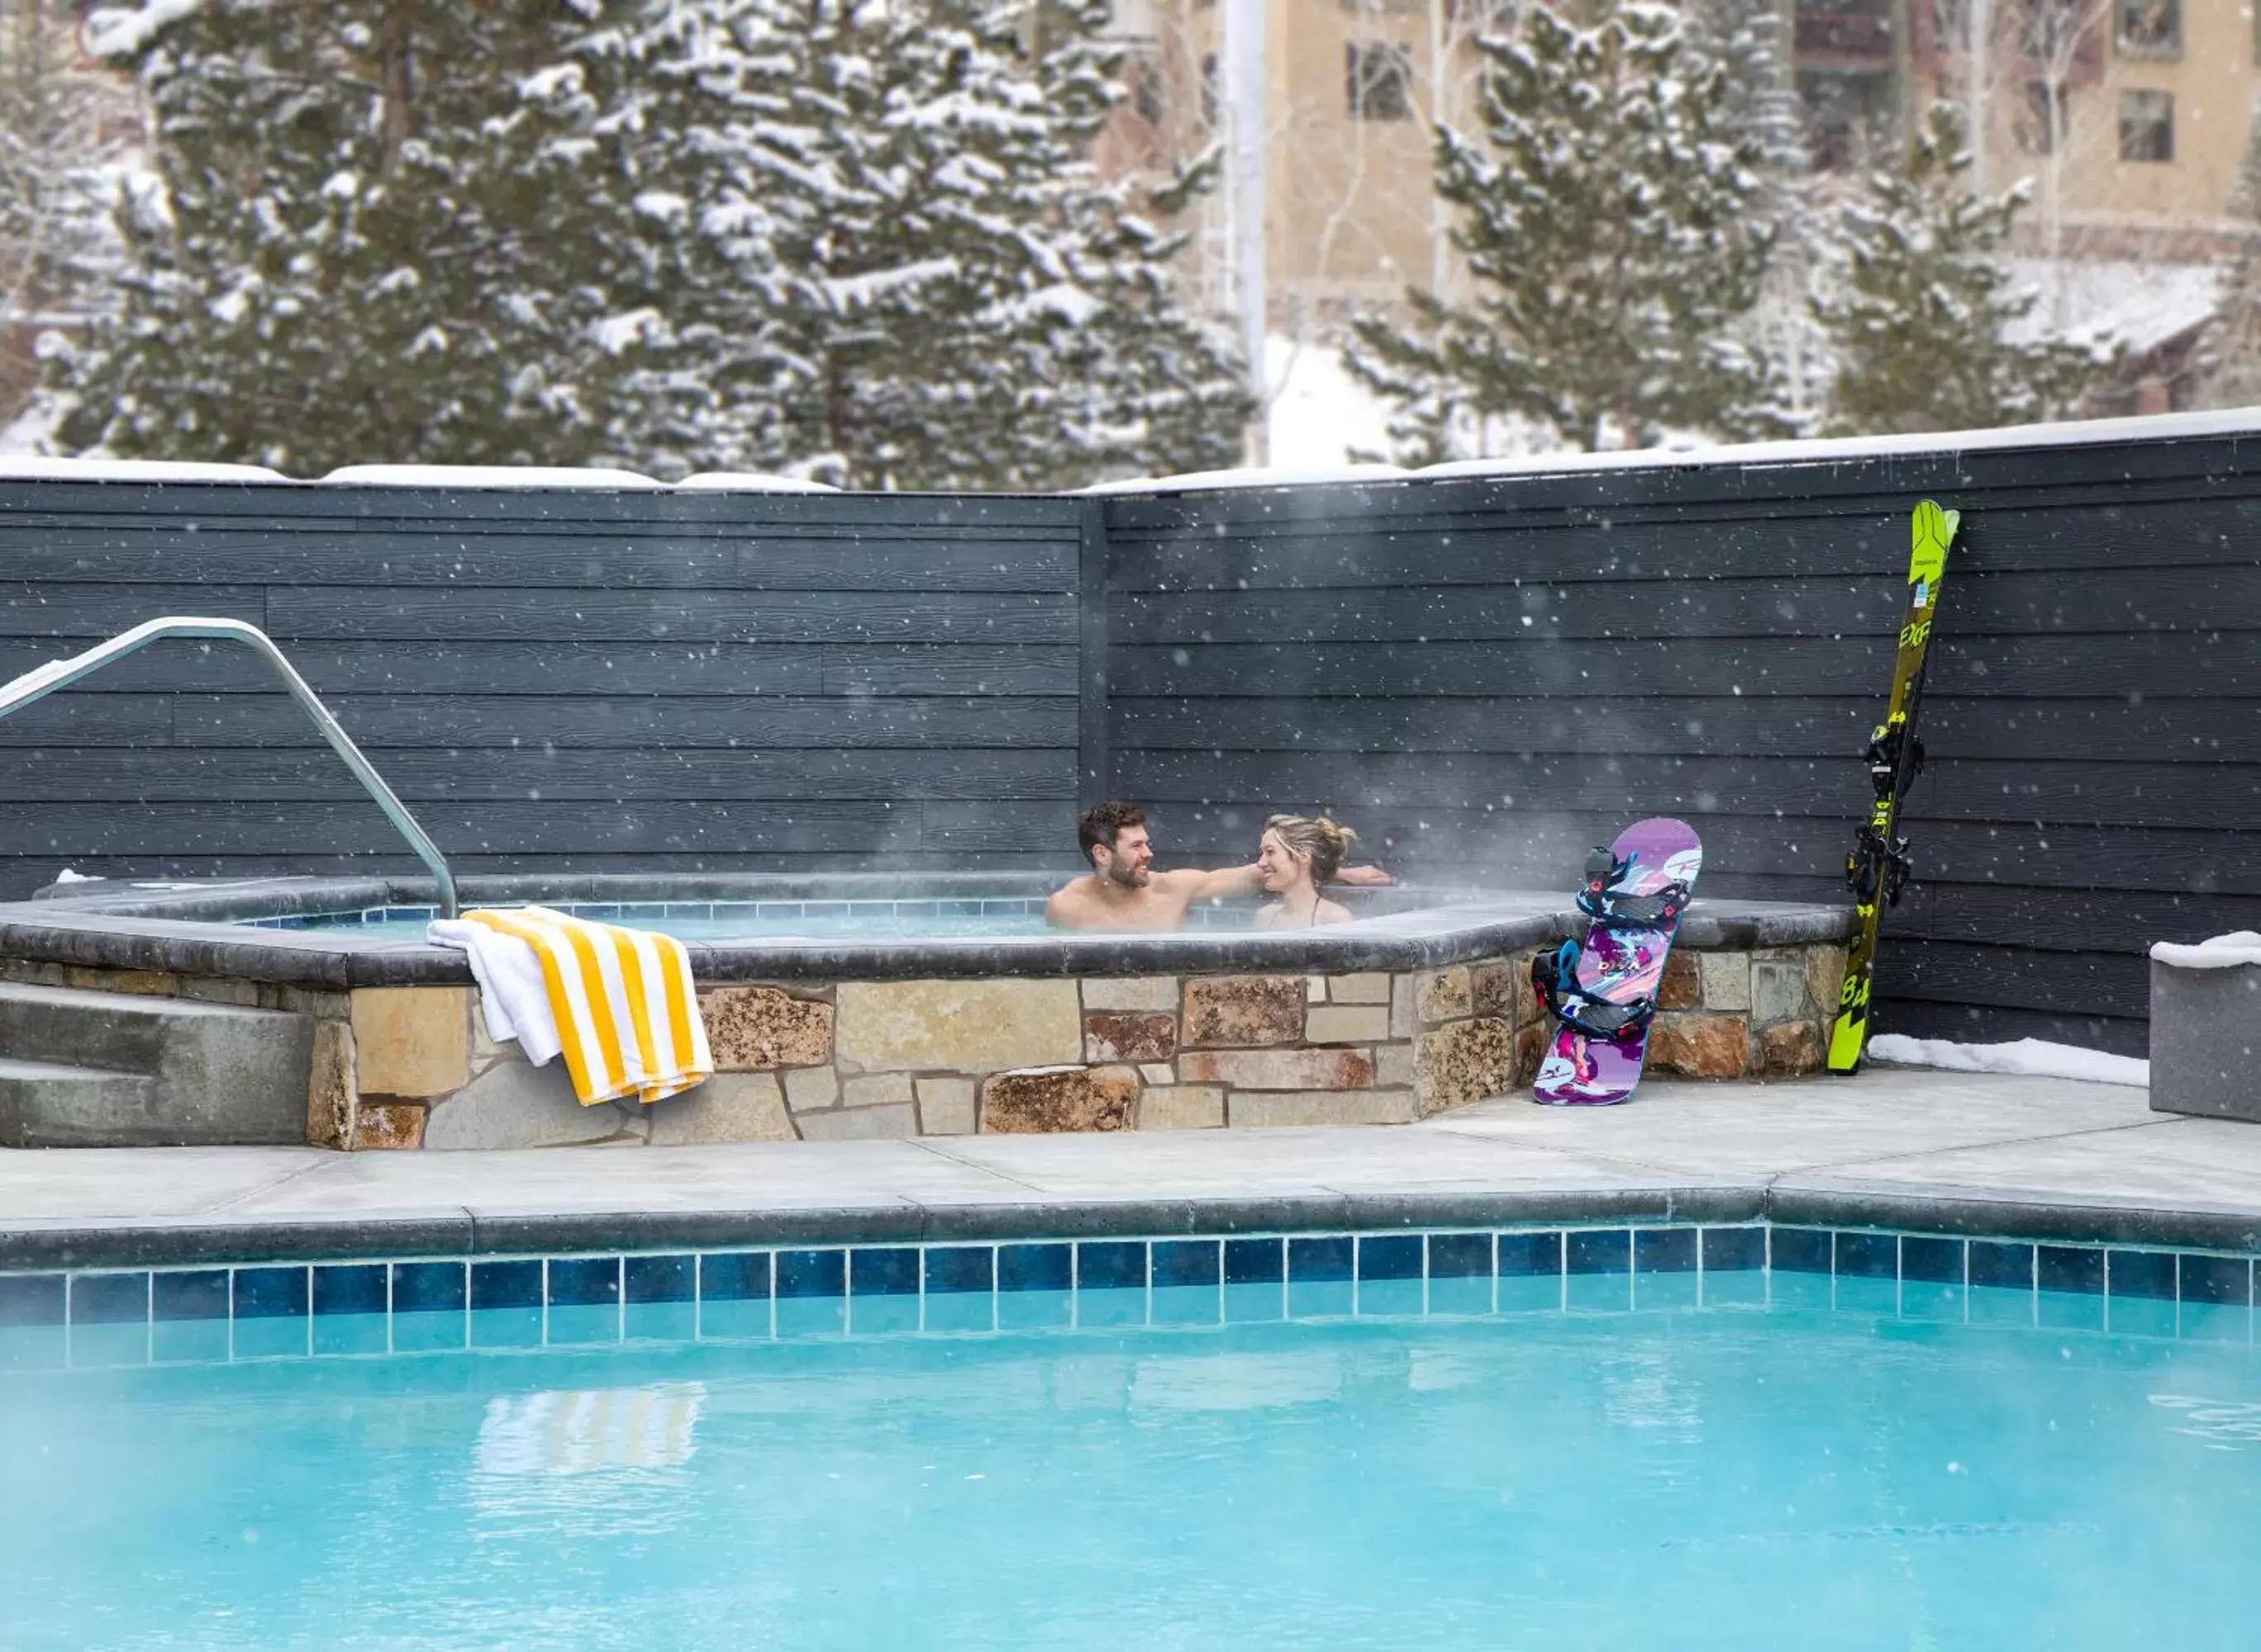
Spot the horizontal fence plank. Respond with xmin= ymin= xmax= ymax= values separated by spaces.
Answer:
xmin=1107 ymin=491 xmax=2261 ymax=584
xmin=169 ymin=693 xmax=1078 ymax=750
xmin=1904 ymin=882 xmax=2261 ymax=954
xmin=0 ymin=694 xmax=173 ymax=746
xmin=0 ymin=849 xmax=1064 ymax=902
xmin=1114 ymin=562 xmax=2261 ymax=643
xmin=0 ymin=639 xmax=1073 ymax=698
xmin=0 ymin=746 xmax=1076 ymax=802
xmin=1111 ymin=632 xmax=2261 ymax=699
xmin=0 ymin=583 xmax=268 ymax=637
xmin=1110 ymin=694 xmax=1880 ymax=755
xmin=1876 ymin=998 xmax=2148 ymax=1058
xmin=1873 ymin=938 xmax=2151 ymax=1021
xmin=261 ymin=587 xmax=1078 ymax=645
xmin=0 ymin=798 xmax=1050 ymax=856
xmin=0 ymin=533 xmax=1077 ymax=592
xmin=0 ymin=480 xmax=1085 ymax=530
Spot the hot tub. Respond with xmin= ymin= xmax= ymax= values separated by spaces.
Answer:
xmin=0 ymin=873 xmax=1852 ymax=1150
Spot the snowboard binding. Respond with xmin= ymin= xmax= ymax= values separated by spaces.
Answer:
xmin=1574 ymin=844 xmax=1690 ymax=930
xmin=1530 ymin=940 xmax=1655 ymax=1044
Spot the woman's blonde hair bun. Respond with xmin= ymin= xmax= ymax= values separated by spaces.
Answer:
xmin=1264 ymin=813 xmax=1358 ymax=884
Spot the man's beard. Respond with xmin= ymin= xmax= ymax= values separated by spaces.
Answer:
xmin=1103 ymin=861 xmax=1150 ymax=889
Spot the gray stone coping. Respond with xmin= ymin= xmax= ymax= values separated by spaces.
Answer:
xmin=3 ymin=1071 xmax=2254 ymax=1271
xmin=0 ymin=874 xmax=1854 ymax=990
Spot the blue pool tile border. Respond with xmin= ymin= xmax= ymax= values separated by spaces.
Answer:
xmin=9 ymin=1221 xmax=2261 ymax=1371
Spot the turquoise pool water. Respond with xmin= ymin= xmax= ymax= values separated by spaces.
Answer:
xmin=244 ymin=898 xmax=1067 ymax=944
xmin=3 ymin=1276 xmax=2256 ymax=1649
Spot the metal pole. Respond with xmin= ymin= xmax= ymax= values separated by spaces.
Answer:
xmin=1223 ymin=0 xmax=1268 ymax=462
xmin=0 ymin=616 xmax=460 ymax=916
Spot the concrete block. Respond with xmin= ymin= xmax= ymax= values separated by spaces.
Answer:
xmin=2150 ymin=959 xmax=2261 ymax=1120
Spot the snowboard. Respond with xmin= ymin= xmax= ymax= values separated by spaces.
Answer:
xmin=1531 ymin=816 xmax=1703 ymax=1107
xmin=1826 ymin=498 xmax=1960 ymax=1074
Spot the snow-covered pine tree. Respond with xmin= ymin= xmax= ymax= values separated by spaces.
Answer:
xmin=2198 ymin=96 xmax=2261 ymax=411
xmin=1682 ymin=0 xmax=1829 ymax=431
xmin=1345 ymin=0 xmax=1782 ymax=457
xmin=54 ymin=1 xmax=664 ymax=471
xmin=648 ymin=0 xmax=1245 ymax=489
xmin=1814 ymin=101 xmax=2112 ymax=436
xmin=0 ymin=4 xmax=139 ymax=427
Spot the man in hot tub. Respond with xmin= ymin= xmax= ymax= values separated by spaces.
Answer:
xmin=1046 ymin=801 xmax=1389 ymax=932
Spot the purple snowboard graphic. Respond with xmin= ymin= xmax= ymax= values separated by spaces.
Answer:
xmin=1532 ymin=816 xmax=1703 ymax=1107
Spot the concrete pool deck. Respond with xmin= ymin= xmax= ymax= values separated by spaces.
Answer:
xmin=2 ymin=1065 xmax=2256 ymax=1269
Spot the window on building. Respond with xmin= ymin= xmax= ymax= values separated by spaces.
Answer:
xmin=2118 ymin=88 xmax=2173 ymax=161
xmin=1345 ymin=42 xmax=1415 ymax=121
xmin=2116 ymin=0 xmax=2178 ymax=57
xmin=2015 ymin=79 xmax=2065 ymax=154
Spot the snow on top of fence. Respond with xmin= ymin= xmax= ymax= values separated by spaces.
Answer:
xmin=0 ymin=455 xmax=289 ymax=483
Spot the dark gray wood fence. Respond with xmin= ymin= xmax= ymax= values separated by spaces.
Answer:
xmin=1107 ymin=427 xmax=2261 ymax=1057
xmin=0 ymin=483 xmax=1087 ymax=892
xmin=2 ymin=423 xmax=2254 ymax=1054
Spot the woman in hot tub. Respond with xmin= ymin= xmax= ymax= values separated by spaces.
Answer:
xmin=1253 ymin=814 xmax=1364 ymax=930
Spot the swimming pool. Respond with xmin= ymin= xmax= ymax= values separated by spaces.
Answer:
xmin=2 ymin=1220 xmax=2254 ymax=1649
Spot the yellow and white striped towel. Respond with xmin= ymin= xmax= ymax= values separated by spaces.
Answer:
xmin=428 ymin=906 xmax=712 ymax=1105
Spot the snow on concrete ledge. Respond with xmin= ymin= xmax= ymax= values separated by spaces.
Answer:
xmin=2149 ymin=931 xmax=2261 ymax=970
xmin=0 ymin=455 xmax=291 ymax=483
xmin=1079 ymin=461 xmax=1410 ymax=496
xmin=1414 ymin=407 xmax=2261 ymax=486
xmin=321 ymin=464 xmax=667 ymax=490
xmin=84 ymin=0 xmax=207 ymax=59
xmin=674 ymin=472 xmax=840 ymax=493
xmin=1867 ymin=1033 xmax=2148 ymax=1088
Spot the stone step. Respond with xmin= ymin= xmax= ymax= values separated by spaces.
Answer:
xmin=0 ymin=983 xmax=313 ymax=1147
xmin=0 ymin=1056 xmax=163 ymax=1150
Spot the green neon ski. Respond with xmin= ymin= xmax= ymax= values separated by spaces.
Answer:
xmin=1827 ymin=498 xmax=1959 ymax=1074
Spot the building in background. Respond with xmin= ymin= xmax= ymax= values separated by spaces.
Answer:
xmin=1098 ymin=0 xmax=2257 ymax=417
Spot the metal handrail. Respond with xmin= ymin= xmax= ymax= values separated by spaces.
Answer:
xmin=0 ymin=616 xmax=459 ymax=918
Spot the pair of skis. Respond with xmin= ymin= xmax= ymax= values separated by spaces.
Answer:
xmin=1826 ymin=498 xmax=1959 ymax=1074
xmin=1526 ymin=499 xmax=1958 ymax=1102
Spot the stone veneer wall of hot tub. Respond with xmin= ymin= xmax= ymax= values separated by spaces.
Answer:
xmin=0 ymin=875 xmax=1849 ymax=1150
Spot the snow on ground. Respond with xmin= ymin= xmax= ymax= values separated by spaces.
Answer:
xmin=1867 ymin=1033 xmax=2149 ymax=1088
xmin=1264 ymin=336 xmax=1399 ymax=469
xmin=2150 ymin=931 xmax=2261 ymax=969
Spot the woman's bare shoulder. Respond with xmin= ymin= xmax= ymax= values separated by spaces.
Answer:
xmin=1315 ymin=898 xmax=1354 ymax=926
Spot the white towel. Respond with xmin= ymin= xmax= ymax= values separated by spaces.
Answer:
xmin=426 ymin=906 xmax=712 ymax=1104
